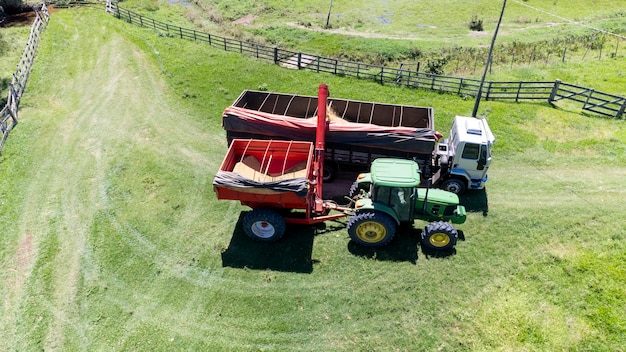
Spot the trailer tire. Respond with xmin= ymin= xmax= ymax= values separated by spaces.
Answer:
xmin=440 ymin=178 xmax=466 ymax=195
xmin=243 ymin=209 xmax=286 ymax=242
xmin=421 ymin=221 xmax=458 ymax=250
xmin=347 ymin=211 xmax=396 ymax=247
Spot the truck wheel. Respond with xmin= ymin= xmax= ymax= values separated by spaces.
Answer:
xmin=422 ymin=221 xmax=458 ymax=250
xmin=347 ymin=211 xmax=396 ymax=247
xmin=323 ymin=162 xmax=338 ymax=183
xmin=243 ymin=209 xmax=286 ymax=242
xmin=440 ymin=178 xmax=466 ymax=195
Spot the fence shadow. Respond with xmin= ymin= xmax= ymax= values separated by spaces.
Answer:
xmin=221 ymin=212 xmax=320 ymax=273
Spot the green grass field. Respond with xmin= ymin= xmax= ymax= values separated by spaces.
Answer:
xmin=1 ymin=5 xmax=625 ymax=351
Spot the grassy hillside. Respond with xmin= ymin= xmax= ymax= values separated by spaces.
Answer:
xmin=1 ymin=6 xmax=625 ymax=351
xmin=181 ymin=0 xmax=626 ymax=85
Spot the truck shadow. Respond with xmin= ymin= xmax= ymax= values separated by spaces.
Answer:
xmin=459 ymin=188 xmax=489 ymax=216
xmin=221 ymin=213 xmax=319 ymax=273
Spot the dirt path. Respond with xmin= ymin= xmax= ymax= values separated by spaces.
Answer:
xmin=0 ymin=11 xmax=182 ymax=349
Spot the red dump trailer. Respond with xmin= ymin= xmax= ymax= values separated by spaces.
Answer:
xmin=213 ymin=85 xmax=348 ymax=242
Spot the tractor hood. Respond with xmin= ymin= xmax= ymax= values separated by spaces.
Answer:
xmin=416 ymin=188 xmax=460 ymax=206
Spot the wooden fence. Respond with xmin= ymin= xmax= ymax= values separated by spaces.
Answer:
xmin=0 ymin=5 xmax=50 ymax=153
xmin=108 ymin=2 xmax=625 ymax=119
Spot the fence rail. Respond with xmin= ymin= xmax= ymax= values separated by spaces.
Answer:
xmin=0 ymin=4 xmax=50 ymax=153
xmin=108 ymin=2 xmax=624 ymax=119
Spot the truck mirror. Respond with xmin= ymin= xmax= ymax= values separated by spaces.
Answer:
xmin=477 ymin=146 xmax=487 ymax=170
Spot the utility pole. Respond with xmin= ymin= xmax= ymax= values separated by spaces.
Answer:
xmin=325 ymin=0 xmax=333 ymax=29
xmin=472 ymin=0 xmax=507 ymax=117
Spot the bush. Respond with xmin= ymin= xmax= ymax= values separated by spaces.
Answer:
xmin=426 ymin=57 xmax=449 ymax=75
xmin=469 ymin=15 xmax=483 ymax=31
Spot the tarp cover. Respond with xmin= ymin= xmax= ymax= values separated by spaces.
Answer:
xmin=213 ymin=170 xmax=309 ymax=197
xmin=223 ymin=106 xmax=437 ymax=154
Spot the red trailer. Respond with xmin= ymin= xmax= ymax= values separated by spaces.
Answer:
xmin=213 ymin=84 xmax=349 ymax=242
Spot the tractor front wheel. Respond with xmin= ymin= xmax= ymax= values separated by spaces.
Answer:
xmin=347 ymin=211 xmax=396 ymax=247
xmin=421 ymin=221 xmax=458 ymax=250
xmin=243 ymin=209 xmax=286 ymax=242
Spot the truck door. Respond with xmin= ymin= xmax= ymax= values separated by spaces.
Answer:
xmin=455 ymin=142 xmax=491 ymax=181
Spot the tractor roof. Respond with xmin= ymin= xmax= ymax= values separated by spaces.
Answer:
xmin=371 ymin=158 xmax=421 ymax=187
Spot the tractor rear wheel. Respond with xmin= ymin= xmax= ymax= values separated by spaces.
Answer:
xmin=422 ymin=221 xmax=458 ymax=250
xmin=243 ymin=209 xmax=286 ymax=242
xmin=347 ymin=211 xmax=396 ymax=247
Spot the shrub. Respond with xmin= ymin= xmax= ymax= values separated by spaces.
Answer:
xmin=469 ymin=15 xmax=483 ymax=31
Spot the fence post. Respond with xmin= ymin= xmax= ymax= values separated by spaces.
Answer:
xmin=516 ymin=81 xmax=522 ymax=102
xmin=380 ymin=67 xmax=384 ymax=84
xmin=549 ymin=79 xmax=561 ymax=103
xmin=485 ymin=81 xmax=492 ymax=101
xmin=617 ymin=99 xmax=626 ymax=119
xmin=297 ymin=53 xmax=302 ymax=69
xmin=583 ymin=88 xmax=595 ymax=109
xmin=274 ymin=48 xmax=278 ymax=64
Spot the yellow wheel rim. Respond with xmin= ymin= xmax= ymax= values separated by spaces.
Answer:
xmin=429 ymin=232 xmax=451 ymax=247
xmin=356 ymin=221 xmax=386 ymax=243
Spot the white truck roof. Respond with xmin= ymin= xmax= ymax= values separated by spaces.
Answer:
xmin=452 ymin=116 xmax=495 ymax=145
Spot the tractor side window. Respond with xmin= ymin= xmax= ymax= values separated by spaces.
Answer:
xmin=461 ymin=143 xmax=480 ymax=160
xmin=392 ymin=187 xmax=412 ymax=221
xmin=374 ymin=187 xmax=391 ymax=204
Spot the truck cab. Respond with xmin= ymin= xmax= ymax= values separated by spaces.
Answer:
xmin=436 ymin=116 xmax=495 ymax=194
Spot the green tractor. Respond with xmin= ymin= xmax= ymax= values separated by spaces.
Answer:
xmin=348 ymin=158 xmax=467 ymax=250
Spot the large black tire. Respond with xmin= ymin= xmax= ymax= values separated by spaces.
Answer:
xmin=243 ymin=209 xmax=286 ymax=242
xmin=347 ymin=211 xmax=396 ymax=247
xmin=421 ymin=221 xmax=458 ymax=250
xmin=348 ymin=181 xmax=370 ymax=199
xmin=440 ymin=178 xmax=466 ymax=195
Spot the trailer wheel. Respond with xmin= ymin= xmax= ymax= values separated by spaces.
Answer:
xmin=440 ymin=178 xmax=466 ymax=195
xmin=243 ymin=209 xmax=286 ymax=242
xmin=347 ymin=211 xmax=396 ymax=247
xmin=421 ymin=221 xmax=458 ymax=250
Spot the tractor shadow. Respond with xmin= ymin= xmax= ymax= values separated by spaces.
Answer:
xmin=459 ymin=188 xmax=489 ymax=216
xmin=347 ymin=225 xmax=462 ymax=263
xmin=221 ymin=212 xmax=325 ymax=273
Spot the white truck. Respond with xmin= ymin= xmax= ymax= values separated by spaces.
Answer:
xmin=221 ymin=89 xmax=495 ymax=194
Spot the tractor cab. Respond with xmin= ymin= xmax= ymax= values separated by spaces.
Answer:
xmin=369 ymin=158 xmax=420 ymax=222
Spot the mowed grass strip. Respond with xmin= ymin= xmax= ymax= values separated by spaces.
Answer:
xmin=0 ymin=6 xmax=624 ymax=351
